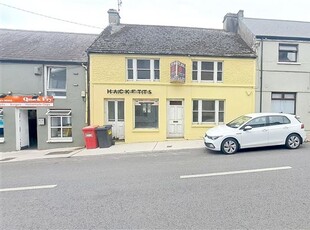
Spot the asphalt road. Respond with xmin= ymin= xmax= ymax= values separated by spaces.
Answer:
xmin=1 ymin=144 xmax=310 ymax=229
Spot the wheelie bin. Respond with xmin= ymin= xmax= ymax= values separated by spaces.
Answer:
xmin=82 ymin=126 xmax=98 ymax=149
xmin=96 ymin=125 xmax=114 ymax=148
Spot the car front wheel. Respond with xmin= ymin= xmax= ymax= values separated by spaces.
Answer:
xmin=285 ymin=134 xmax=301 ymax=149
xmin=221 ymin=138 xmax=238 ymax=154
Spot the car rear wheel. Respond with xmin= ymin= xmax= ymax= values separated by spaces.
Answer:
xmin=221 ymin=138 xmax=238 ymax=154
xmin=285 ymin=134 xmax=301 ymax=149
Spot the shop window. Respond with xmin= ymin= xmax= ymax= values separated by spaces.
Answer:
xmin=0 ymin=109 xmax=4 ymax=142
xmin=278 ymin=44 xmax=298 ymax=63
xmin=271 ymin=92 xmax=296 ymax=114
xmin=192 ymin=100 xmax=224 ymax=124
xmin=46 ymin=66 xmax=67 ymax=98
xmin=192 ymin=61 xmax=223 ymax=82
xmin=127 ymin=59 xmax=160 ymax=81
xmin=46 ymin=109 xmax=72 ymax=142
xmin=134 ymin=100 xmax=158 ymax=128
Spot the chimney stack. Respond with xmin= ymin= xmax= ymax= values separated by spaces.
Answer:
xmin=108 ymin=9 xmax=120 ymax=25
xmin=223 ymin=10 xmax=244 ymax=33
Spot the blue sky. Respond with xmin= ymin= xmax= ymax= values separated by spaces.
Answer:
xmin=0 ymin=0 xmax=309 ymax=34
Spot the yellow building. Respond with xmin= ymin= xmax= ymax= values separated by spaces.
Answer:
xmin=87 ymin=10 xmax=256 ymax=143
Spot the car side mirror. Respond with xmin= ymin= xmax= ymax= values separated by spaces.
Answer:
xmin=243 ymin=126 xmax=252 ymax=131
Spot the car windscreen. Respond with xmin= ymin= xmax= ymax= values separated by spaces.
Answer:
xmin=226 ymin=115 xmax=252 ymax=128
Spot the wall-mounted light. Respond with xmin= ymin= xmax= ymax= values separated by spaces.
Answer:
xmin=32 ymin=92 xmax=43 ymax=99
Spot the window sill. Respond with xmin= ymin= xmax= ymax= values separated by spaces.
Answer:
xmin=192 ymin=123 xmax=223 ymax=128
xmin=0 ymin=138 xmax=4 ymax=143
xmin=47 ymin=139 xmax=73 ymax=143
xmin=277 ymin=62 xmax=301 ymax=65
xmin=133 ymin=128 xmax=159 ymax=133
xmin=192 ymin=81 xmax=223 ymax=83
xmin=126 ymin=80 xmax=160 ymax=82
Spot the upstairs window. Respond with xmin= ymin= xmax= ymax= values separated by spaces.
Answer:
xmin=278 ymin=44 xmax=298 ymax=63
xmin=192 ymin=61 xmax=223 ymax=82
xmin=127 ymin=59 xmax=160 ymax=81
xmin=46 ymin=66 xmax=67 ymax=98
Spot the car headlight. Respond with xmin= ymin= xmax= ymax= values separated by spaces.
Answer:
xmin=206 ymin=135 xmax=222 ymax=140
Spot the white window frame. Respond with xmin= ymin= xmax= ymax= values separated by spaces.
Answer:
xmin=192 ymin=61 xmax=223 ymax=83
xmin=126 ymin=59 xmax=160 ymax=81
xmin=45 ymin=65 xmax=67 ymax=99
xmin=46 ymin=109 xmax=72 ymax=142
xmin=192 ymin=100 xmax=224 ymax=125
xmin=0 ymin=108 xmax=4 ymax=142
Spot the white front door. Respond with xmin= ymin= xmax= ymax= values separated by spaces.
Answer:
xmin=167 ymin=100 xmax=184 ymax=138
xmin=16 ymin=109 xmax=29 ymax=150
xmin=106 ymin=100 xmax=125 ymax=140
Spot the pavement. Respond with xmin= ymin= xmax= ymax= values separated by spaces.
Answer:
xmin=1 ymin=133 xmax=309 ymax=163
xmin=0 ymin=139 xmax=204 ymax=163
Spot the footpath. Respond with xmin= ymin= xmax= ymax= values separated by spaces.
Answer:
xmin=0 ymin=139 xmax=203 ymax=163
xmin=1 ymin=133 xmax=309 ymax=163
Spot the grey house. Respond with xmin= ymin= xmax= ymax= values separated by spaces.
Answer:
xmin=0 ymin=29 xmax=97 ymax=152
xmin=223 ymin=11 xmax=310 ymax=133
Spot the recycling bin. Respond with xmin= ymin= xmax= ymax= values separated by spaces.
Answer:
xmin=96 ymin=125 xmax=114 ymax=148
xmin=82 ymin=126 xmax=98 ymax=149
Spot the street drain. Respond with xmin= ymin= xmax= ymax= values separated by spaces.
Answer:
xmin=0 ymin=157 xmax=15 ymax=162
xmin=45 ymin=151 xmax=73 ymax=155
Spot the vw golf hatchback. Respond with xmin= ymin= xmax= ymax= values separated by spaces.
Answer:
xmin=204 ymin=113 xmax=307 ymax=154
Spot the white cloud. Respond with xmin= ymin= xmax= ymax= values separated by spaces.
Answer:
xmin=0 ymin=0 xmax=309 ymax=34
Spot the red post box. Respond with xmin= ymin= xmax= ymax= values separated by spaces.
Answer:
xmin=82 ymin=126 xmax=98 ymax=149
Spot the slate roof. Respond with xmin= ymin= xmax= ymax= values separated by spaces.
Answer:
xmin=242 ymin=18 xmax=310 ymax=39
xmin=88 ymin=24 xmax=256 ymax=58
xmin=0 ymin=29 xmax=98 ymax=63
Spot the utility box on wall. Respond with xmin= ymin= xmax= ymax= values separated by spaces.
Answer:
xmin=38 ymin=118 xmax=45 ymax=126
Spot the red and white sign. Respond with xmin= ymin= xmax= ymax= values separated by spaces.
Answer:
xmin=170 ymin=61 xmax=186 ymax=83
xmin=0 ymin=96 xmax=54 ymax=107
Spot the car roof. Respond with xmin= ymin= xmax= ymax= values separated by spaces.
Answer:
xmin=244 ymin=113 xmax=294 ymax=118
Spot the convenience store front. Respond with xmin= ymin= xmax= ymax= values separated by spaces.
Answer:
xmin=0 ymin=95 xmax=54 ymax=151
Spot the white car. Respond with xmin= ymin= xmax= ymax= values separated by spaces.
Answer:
xmin=204 ymin=113 xmax=307 ymax=154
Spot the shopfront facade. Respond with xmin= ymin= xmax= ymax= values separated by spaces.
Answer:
xmin=89 ymin=54 xmax=256 ymax=143
xmin=0 ymin=29 xmax=97 ymax=152
xmin=88 ymin=11 xmax=256 ymax=143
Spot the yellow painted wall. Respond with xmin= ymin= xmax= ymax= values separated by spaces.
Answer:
xmin=89 ymin=54 xmax=256 ymax=143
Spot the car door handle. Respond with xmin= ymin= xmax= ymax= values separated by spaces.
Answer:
xmin=173 ymin=121 xmax=178 ymax=123
xmin=263 ymin=129 xmax=268 ymax=132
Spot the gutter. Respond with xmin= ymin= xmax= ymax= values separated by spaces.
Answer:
xmin=86 ymin=53 xmax=90 ymax=125
xmin=259 ymin=38 xmax=264 ymax=112
xmin=256 ymin=35 xmax=310 ymax=42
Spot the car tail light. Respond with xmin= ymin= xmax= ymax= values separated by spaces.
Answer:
xmin=301 ymin=123 xmax=304 ymax=129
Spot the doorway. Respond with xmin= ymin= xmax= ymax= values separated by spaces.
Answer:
xmin=16 ymin=109 xmax=37 ymax=150
xmin=105 ymin=100 xmax=125 ymax=140
xmin=167 ymin=100 xmax=184 ymax=138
